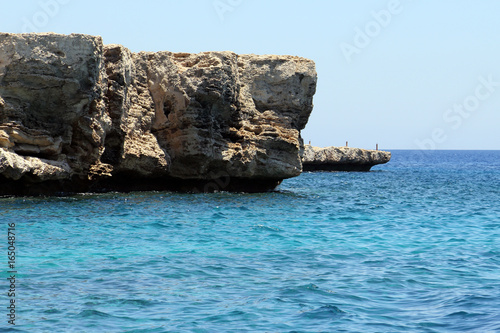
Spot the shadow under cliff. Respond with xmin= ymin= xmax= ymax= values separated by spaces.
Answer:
xmin=0 ymin=175 xmax=282 ymax=197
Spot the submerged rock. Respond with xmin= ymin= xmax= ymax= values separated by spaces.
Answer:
xmin=302 ymin=145 xmax=391 ymax=171
xmin=0 ymin=33 xmax=317 ymax=195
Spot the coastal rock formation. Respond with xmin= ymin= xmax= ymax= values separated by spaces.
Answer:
xmin=0 ymin=33 xmax=317 ymax=195
xmin=302 ymin=145 xmax=391 ymax=171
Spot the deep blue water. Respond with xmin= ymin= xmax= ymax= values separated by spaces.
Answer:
xmin=1 ymin=150 xmax=500 ymax=332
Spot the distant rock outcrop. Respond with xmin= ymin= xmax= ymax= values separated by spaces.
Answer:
xmin=0 ymin=33 xmax=317 ymax=195
xmin=302 ymin=145 xmax=391 ymax=171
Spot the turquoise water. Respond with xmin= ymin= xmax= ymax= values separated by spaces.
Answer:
xmin=2 ymin=150 xmax=500 ymax=332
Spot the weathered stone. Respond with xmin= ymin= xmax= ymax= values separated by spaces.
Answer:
xmin=0 ymin=123 xmax=63 ymax=156
xmin=302 ymin=145 xmax=391 ymax=171
xmin=0 ymin=33 xmax=317 ymax=195
xmin=101 ymin=45 xmax=170 ymax=178
xmin=0 ymin=148 xmax=72 ymax=181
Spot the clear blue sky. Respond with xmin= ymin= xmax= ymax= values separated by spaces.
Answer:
xmin=2 ymin=0 xmax=500 ymax=150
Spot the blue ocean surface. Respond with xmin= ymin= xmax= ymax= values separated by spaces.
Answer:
xmin=1 ymin=150 xmax=500 ymax=332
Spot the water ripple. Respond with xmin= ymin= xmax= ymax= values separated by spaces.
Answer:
xmin=4 ymin=150 xmax=500 ymax=332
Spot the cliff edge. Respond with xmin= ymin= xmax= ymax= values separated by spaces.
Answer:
xmin=0 ymin=33 xmax=317 ymax=195
xmin=302 ymin=145 xmax=391 ymax=171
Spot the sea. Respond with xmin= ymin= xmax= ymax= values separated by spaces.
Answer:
xmin=1 ymin=150 xmax=500 ymax=333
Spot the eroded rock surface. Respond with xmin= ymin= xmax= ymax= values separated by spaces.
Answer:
xmin=0 ymin=33 xmax=317 ymax=195
xmin=302 ymin=145 xmax=391 ymax=171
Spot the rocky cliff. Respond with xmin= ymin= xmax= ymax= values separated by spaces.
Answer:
xmin=302 ymin=145 xmax=391 ymax=171
xmin=0 ymin=33 xmax=317 ymax=195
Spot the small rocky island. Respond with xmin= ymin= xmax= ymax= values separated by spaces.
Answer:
xmin=302 ymin=145 xmax=391 ymax=171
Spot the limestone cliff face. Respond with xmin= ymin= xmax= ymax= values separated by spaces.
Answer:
xmin=302 ymin=145 xmax=391 ymax=171
xmin=0 ymin=33 xmax=317 ymax=195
